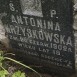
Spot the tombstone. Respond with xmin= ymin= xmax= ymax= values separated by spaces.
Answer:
xmin=0 ymin=0 xmax=75 ymax=76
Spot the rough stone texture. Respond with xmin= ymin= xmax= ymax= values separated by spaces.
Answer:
xmin=0 ymin=19 xmax=9 ymax=49
xmin=0 ymin=19 xmax=6 ymax=40
xmin=20 ymin=0 xmax=43 ymax=16
xmin=73 ymin=0 xmax=77 ymax=70
xmin=0 ymin=0 xmax=77 ymax=77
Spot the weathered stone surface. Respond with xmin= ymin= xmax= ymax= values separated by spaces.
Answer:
xmin=0 ymin=19 xmax=10 ymax=49
xmin=73 ymin=0 xmax=77 ymax=70
xmin=0 ymin=0 xmax=77 ymax=76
